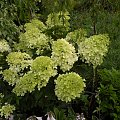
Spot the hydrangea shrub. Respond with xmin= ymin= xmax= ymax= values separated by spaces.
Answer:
xmin=1 ymin=13 xmax=110 ymax=106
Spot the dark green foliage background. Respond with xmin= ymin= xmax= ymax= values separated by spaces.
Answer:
xmin=0 ymin=0 xmax=120 ymax=120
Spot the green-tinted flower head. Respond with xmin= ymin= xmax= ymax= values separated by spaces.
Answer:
xmin=3 ymin=52 xmax=32 ymax=86
xmin=78 ymin=34 xmax=110 ymax=68
xmin=24 ymin=19 xmax=47 ymax=32
xmin=6 ymin=52 xmax=32 ymax=72
xmin=31 ymin=56 xmax=57 ymax=90
xmin=51 ymin=39 xmax=78 ymax=72
xmin=13 ymin=72 xmax=37 ymax=96
xmin=0 ymin=39 xmax=11 ymax=53
xmin=19 ymin=27 xmax=50 ymax=55
xmin=0 ymin=104 xmax=15 ymax=118
xmin=13 ymin=56 xmax=57 ymax=96
xmin=55 ymin=72 xmax=85 ymax=102
xmin=3 ymin=69 xmax=19 ymax=86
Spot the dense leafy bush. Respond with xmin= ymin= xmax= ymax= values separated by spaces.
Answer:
xmin=1 ymin=0 xmax=119 ymax=119
xmin=96 ymin=69 xmax=120 ymax=120
xmin=0 ymin=0 xmax=19 ymax=43
xmin=0 ymin=13 xmax=110 ymax=118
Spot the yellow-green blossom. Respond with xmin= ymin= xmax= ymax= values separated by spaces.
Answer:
xmin=78 ymin=34 xmax=110 ymax=68
xmin=51 ymin=39 xmax=78 ymax=72
xmin=55 ymin=72 xmax=85 ymax=102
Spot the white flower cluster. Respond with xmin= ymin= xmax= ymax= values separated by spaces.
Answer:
xmin=3 ymin=52 xmax=32 ymax=86
xmin=6 ymin=52 xmax=32 ymax=72
xmin=12 ymin=56 xmax=57 ymax=96
xmin=51 ymin=39 xmax=78 ymax=72
xmin=55 ymin=72 xmax=85 ymax=102
xmin=3 ymin=69 xmax=19 ymax=86
xmin=15 ymin=19 xmax=50 ymax=55
xmin=78 ymin=34 xmax=110 ymax=68
xmin=19 ymin=27 xmax=50 ymax=55
xmin=0 ymin=39 xmax=11 ymax=53
xmin=25 ymin=18 xmax=47 ymax=32
xmin=31 ymin=56 xmax=57 ymax=90
xmin=13 ymin=72 xmax=37 ymax=96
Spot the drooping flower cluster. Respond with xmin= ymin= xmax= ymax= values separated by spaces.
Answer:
xmin=51 ymin=39 xmax=78 ymax=72
xmin=78 ymin=34 xmax=110 ymax=68
xmin=55 ymin=72 xmax=85 ymax=102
